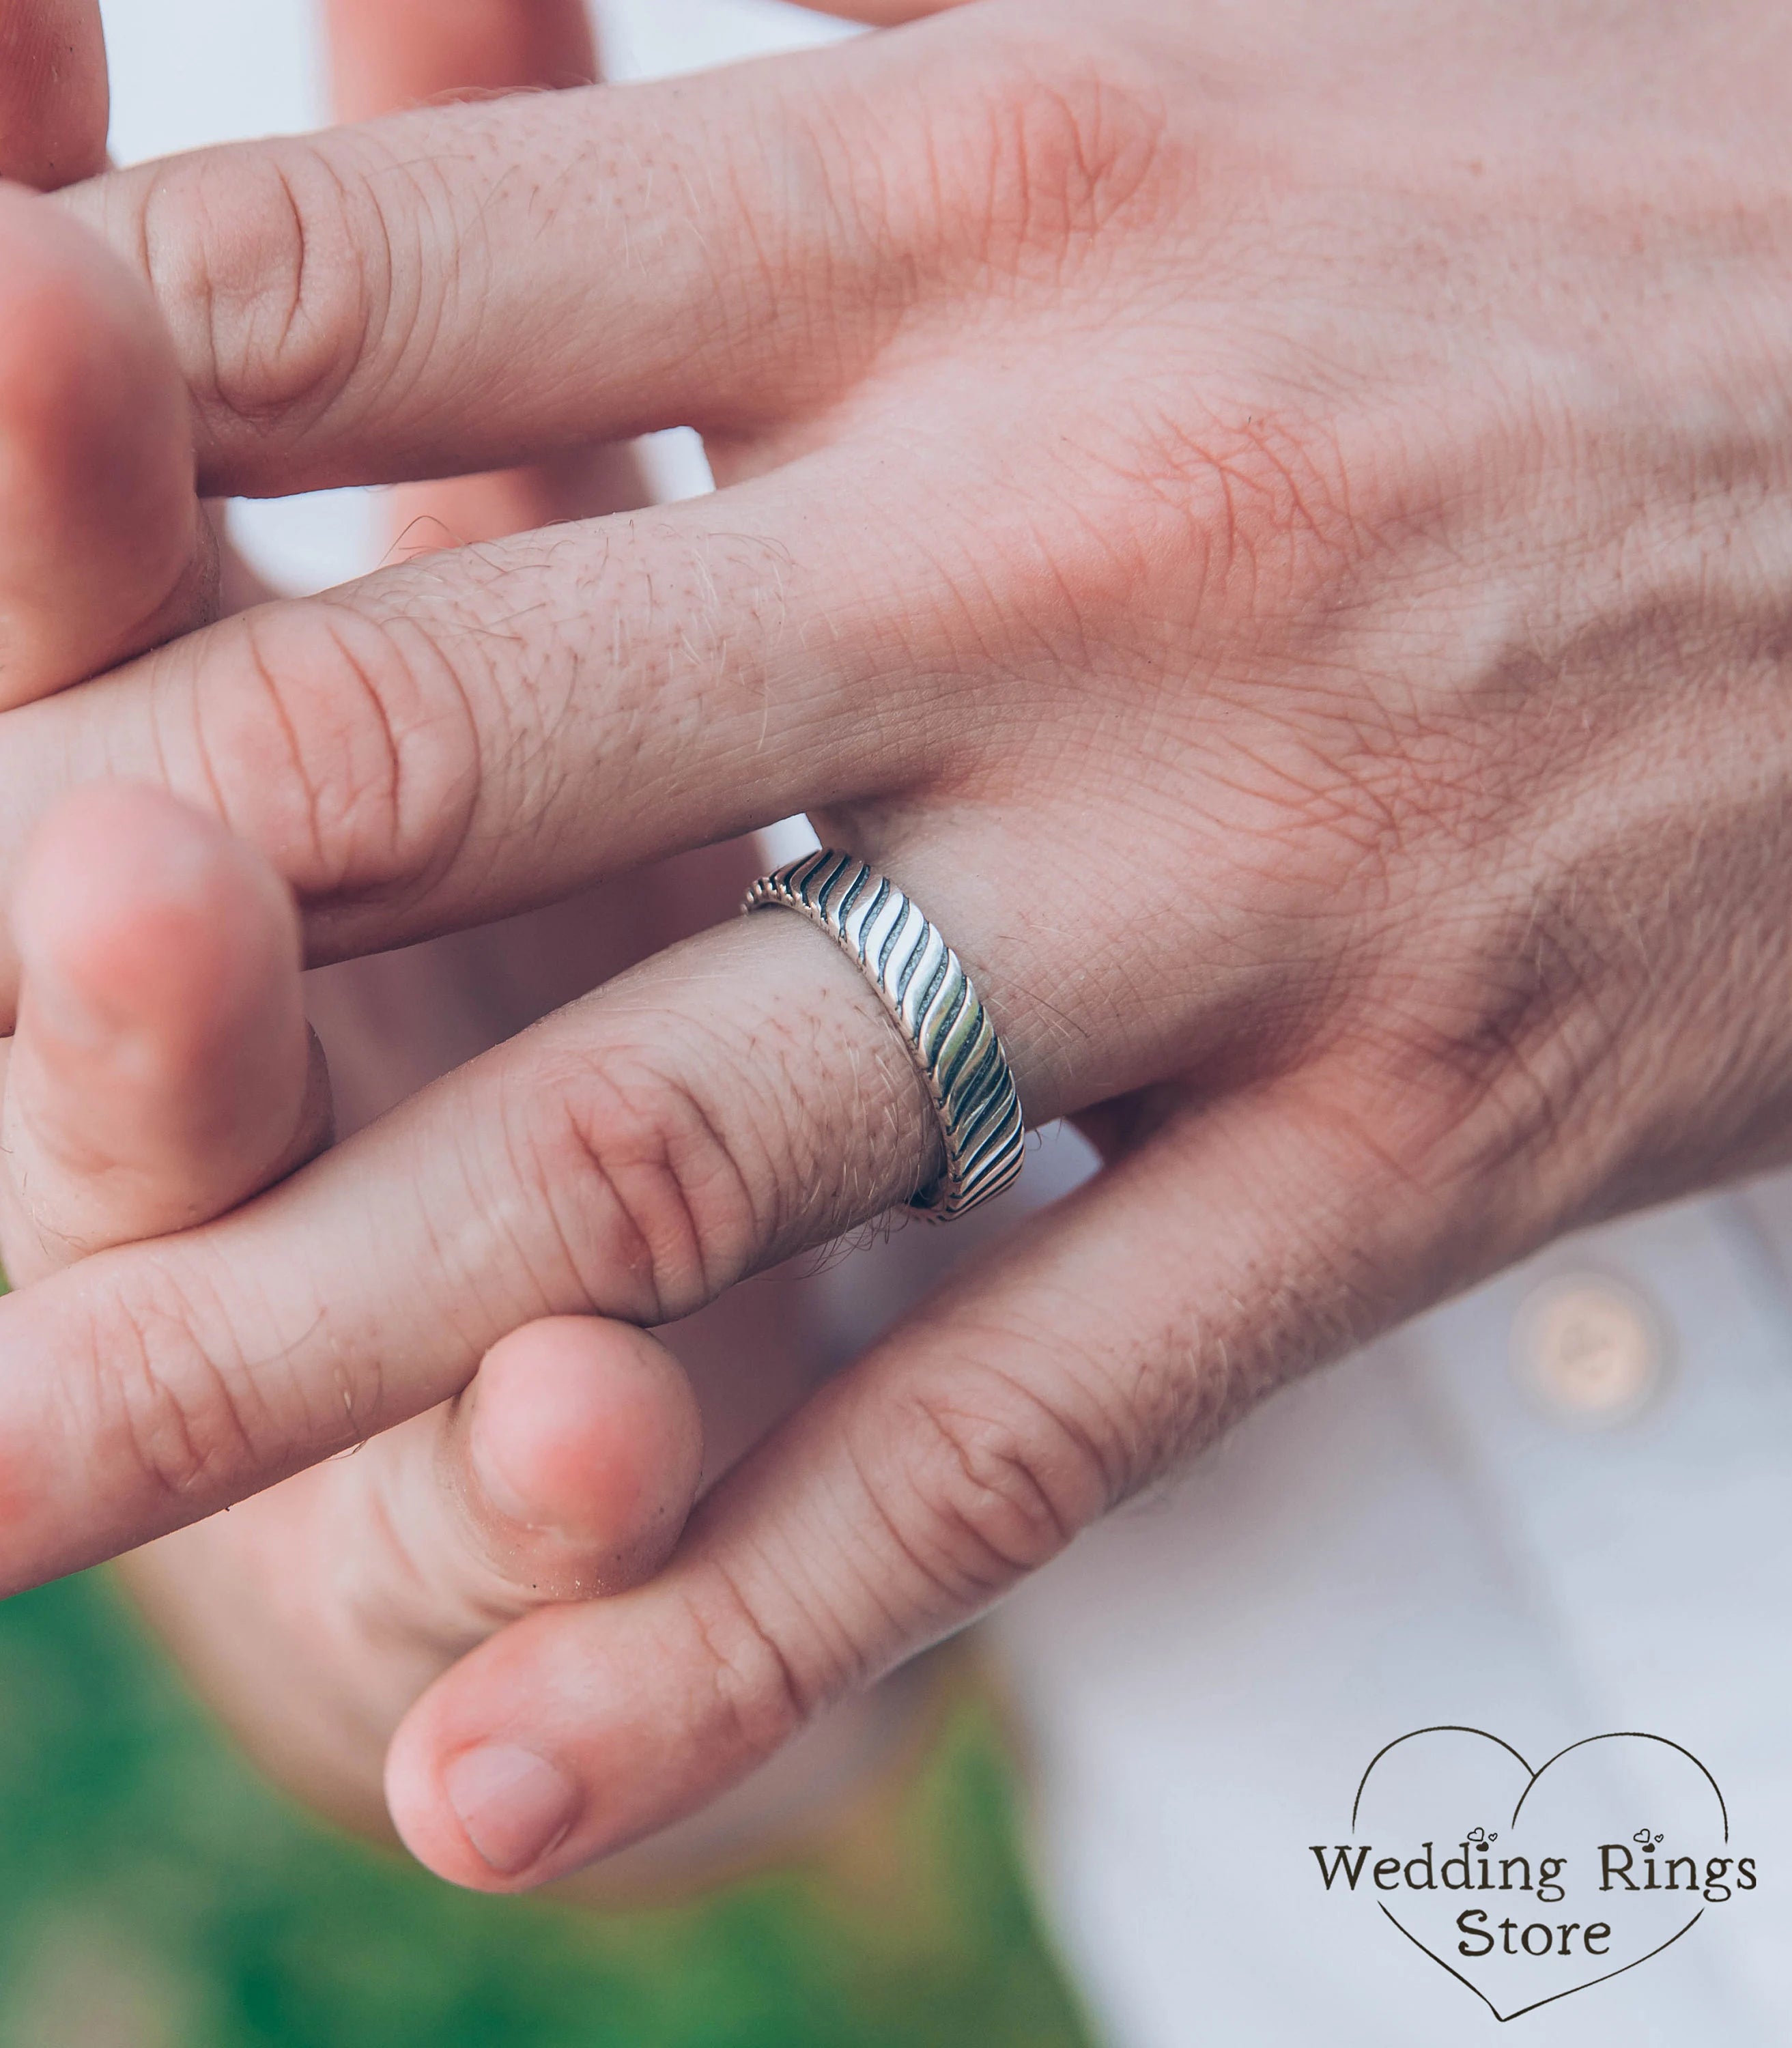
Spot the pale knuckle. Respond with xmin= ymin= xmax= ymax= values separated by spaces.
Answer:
xmin=502 ymin=1041 xmax=765 ymax=1324
xmin=873 ymin=1366 xmax=1109 ymax=1607
xmin=675 ymin=1565 xmax=812 ymax=1761
xmin=188 ymin=600 xmax=480 ymax=902
xmin=138 ymin=139 xmax=384 ymax=452
xmin=73 ymin=1271 xmax=266 ymax=1509
xmin=1143 ymin=400 xmax=1369 ymax=599
xmin=918 ymin=49 xmax=1174 ymax=274
xmin=969 ymin=397 xmax=1367 ymax=678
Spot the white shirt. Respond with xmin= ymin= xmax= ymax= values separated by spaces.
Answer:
xmin=987 ymin=1184 xmax=1792 ymax=2044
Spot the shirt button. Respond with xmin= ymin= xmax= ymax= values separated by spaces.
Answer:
xmin=1511 ymin=1272 xmax=1670 ymax=1427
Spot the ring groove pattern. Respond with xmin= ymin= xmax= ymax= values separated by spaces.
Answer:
xmin=742 ymin=851 xmax=1026 ymax=1219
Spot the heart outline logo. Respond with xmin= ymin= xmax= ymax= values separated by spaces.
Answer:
xmin=1344 ymin=1726 xmax=1734 ymax=2021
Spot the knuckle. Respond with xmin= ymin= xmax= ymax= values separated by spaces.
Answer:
xmin=137 ymin=139 xmax=384 ymax=457
xmin=499 ymin=1038 xmax=767 ymax=1326
xmin=973 ymin=399 xmax=1372 ymax=678
xmin=1345 ymin=887 xmax=1619 ymax=1204
xmin=182 ymin=599 xmax=481 ymax=905
xmin=865 ymin=1359 xmax=1115 ymax=1612
xmin=917 ymin=48 xmax=1174 ymax=276
xmin=691 ymin=85 xmax=907 ymax=413
xmin=674 ymin=1564 xmax=813 ymax=1763
xmin=70 ymin=1266 xmax=268 ymax=1513
xmin=1135 ymin=399 xmax=1369 ymax=608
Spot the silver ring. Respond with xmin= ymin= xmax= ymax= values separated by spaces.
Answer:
xmin=742 ymin=850 xmax=1025 ymax=1220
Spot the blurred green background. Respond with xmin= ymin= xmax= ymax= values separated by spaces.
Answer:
xmin=0 ymin=1571 xmax=1090 ymax=2048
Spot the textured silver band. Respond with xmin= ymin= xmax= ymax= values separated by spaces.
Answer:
xmin=742 ymin=850 xmax=1025 ymax=1220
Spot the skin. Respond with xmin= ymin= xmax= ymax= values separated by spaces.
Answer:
xmin=0 ymin=0 xmax=874 ymax=1879
xmin=0 ymin=0 xmax=1791 ymax=1895
xmin=128 ymin=164 xmax=892 ymax=1918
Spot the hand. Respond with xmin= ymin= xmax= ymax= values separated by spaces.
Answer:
xmin=21 ymin=0 xmax=885 ymax=1867
xmin=0 ymin=0 xmax=750 ymax=1862
xmin=1 ymin=0 xmax=1789 ymax=1892
xmin=0 ymin=776 xmax=714 ymax=1864
xmin=0 ymin=0 xmax=877 ymax=1874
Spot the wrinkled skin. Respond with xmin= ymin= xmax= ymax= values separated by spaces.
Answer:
xmin=0 ymin=0 xmax=1789 ymax=1892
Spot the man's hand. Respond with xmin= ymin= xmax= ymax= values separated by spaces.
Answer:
xmin=0 ymin=0 xmax=849 ymax=1871
xmin=0 ymin=779 xmax=713 ymax=1855
xmin=0 ymin=0 xmax=1789 ymax=1892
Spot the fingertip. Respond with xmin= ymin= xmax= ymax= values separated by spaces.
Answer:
xmin=385 ymin=1737 xmax=582 ymax=1892
xmin=464 ymin=1317 xmax=702 ymax=1580
xmin=0 ymin=184 xmax=177 ymax=422
xmin=389 ymin=1323 xmax=709 ymax=1890
xmin=0 ymin=778 xmax=315 ymax=1270
xmin=384 ymin=1567 xmax=799 ymax=1892
xmin=382 ymin=1601 xmax=643 ymax=1892
xmin=0 ymin=184 xmax=204 ymax=699
xmin=383 ymin=1593 xmax=606 ymax=1892
xmin=15 ymin=782 xmax=300 ymax=1049
xmin=0 ymin=782 xmax=316 ymax=1278
xmin=0 ymin=0 xmax=109 ymax=188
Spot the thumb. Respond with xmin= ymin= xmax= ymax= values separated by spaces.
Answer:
xmin=382 ymin=1078 xmax=1426 ymax=1889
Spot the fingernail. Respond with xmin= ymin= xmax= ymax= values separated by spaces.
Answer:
xmin=443 ymin=1743 xmax=580 ymax=1875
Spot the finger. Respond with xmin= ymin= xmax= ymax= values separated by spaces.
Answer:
xmin=325 ymin=0 xmax=596 ymax=120
xmin=0 ymin=907 xmax=943 ymax=1587
xmin=58 ymin=25 xmax=952 ymax=496
xmin=325 ymin=0 xmax=653 ymax=541
xmin=0 ymin=783 xmax=324 ymax=1285
xmin=320 ymin=1317 xmax=702 ymax=1675
xmin=0 ymin=185 xmax=216 ymax=706
xmin=0 ymin=0 xmax=106 ymax=188
xmin=384 ymin=1083 xmax=1412 ymax=1888
xmin=0 ymin=795 xmax=1227 ymax=1595
xmin=128 ymin=1311 xmax=704 ymax=1820
xmin=802 ymin=0 xmax=969 ymax=19
xmin=448 ymin=1316 xmax=701 ymax=1596
xmin=0 ymin=454 xmax=951 ymax=1005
